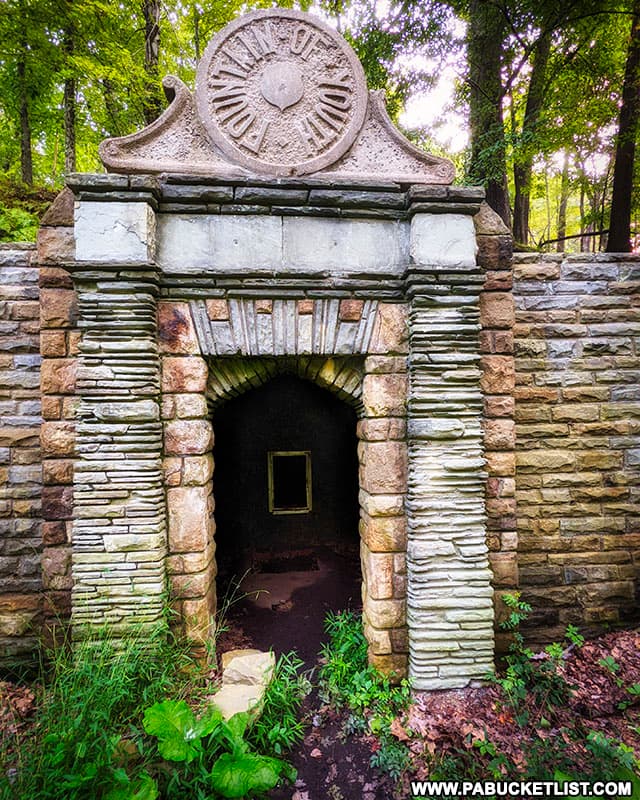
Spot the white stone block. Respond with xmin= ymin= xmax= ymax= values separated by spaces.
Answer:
xmin=157 ymin=215 xmax=210 ymax=269
xmin=410 ymin=213 xmax=477 ymax=268
xmin=283 ymin=217 xmax=409 ymax=273
xmin=75 ymin=201 xmax=156 ymax=263
xmin=157 ymin=215 xmax=282 ymax=271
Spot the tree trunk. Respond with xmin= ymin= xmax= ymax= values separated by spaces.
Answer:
xmin=466 ymin=0 xmax=510 ymax=227
xmin=64 ymin=78 xmax=76 ymax=173
xmin=607 ymin=0 xmax=640 ymax=252
xmin=193 ymin=3 xmax=200 ymax=63
xmin=556 ymin=152 xmax=570 ymax=252
xmin=64 ymin=16 xmax=76 ymax=173
xmin=102 ymin=79 xmax=122 ymax=136
xmin=513 ymin=31 xmax=552 ymax=245
xmin=17 ymin=59 xmax=33 ymax=185
xmin=143 ymin=0 xmax=162 ymax=125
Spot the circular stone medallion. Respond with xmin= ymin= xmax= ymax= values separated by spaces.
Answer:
xmin=195 ymin=9 xmax=368 ymax=176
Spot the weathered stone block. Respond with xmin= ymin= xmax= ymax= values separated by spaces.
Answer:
xmin=410 ymin=213 xmax=477 ymax=268
xmin=370 ymin=303 xmax=409 ymax=354
xmin=206 ymin=299 xmax=229 ymax=320
xmin=167 ymin=486 xmax=212 ymax=552
xmin=39 ymin=266 xmax=73 ymax=289
xmin=283 ymin=217 xmax=408 ymax=273
xmin=484 ymin=419 xmax=516 ymax=450
xmin=362 ymin=373 xmax=407 ymax=417
xmin=476 ymin=235 xmax=513 ymax=269
xmin=480 ymin=292 xmax=515 ymax=329
xmin=75 ymin=201 xmax=156 ymax=263
xmin=359 ymin=490 xmax=404 ymax=517
xmin=297 ymin=299 xmax=314 ymax=315
xmin=481 ymin=355 xmax=515 ymax=394
xmin=516 ymin=451 xmax=575 ymax=471
xmin=360 ymin=515 xmax=407 ymax=552
xmin=158 ymin=214 xmax=281 ymax=272
xmin=363 ymin=595 xmax=405 ymax=628
xmin=164 ymin=419 xmax=213 ymax=455
xmin=40 ymin=289 xmax=77 ymax=328
xmin=489 ymin=553 xmax=518 ymax=587
xmin=162 ymin=356 xmax=207 ymax=393
xmin=474 ymin=202 xmax=510 ymax=236
xmin=41 ymin=422 xmax=74 ymax=457
xmin=40 ymin=358 xmax=77 ymax=395
xmin=361 ymin=546 xmax=394 ymax=599
xmin=484 ymin=395 xmax=515 ymax=418
xmin=40 ymin=188 xmax=74 ymax=227
xmin=182 ymin=595 xmax=215 ymax=644
xmin=485 ymin=452 xmax=516 ymax=477
xmin=368 ymin=652 xmax=407 ymax=679
xmin=37 ymin=227 xmax=75 ymax=264
xmin=41 ymin=546 xmax=72 ymax=590
xmin=43 ymin=459 xmax=72 ymax=485
xmin=40 ymin=331 xmax=67 ymax=357
xmin=359 ymin=440 xmax=407 ymax=493
xmin=483 ymin=270 xmax=513 ymax=291
xmin=42 ymin=521 xmax=68 ymax=545
xmin=339 ymin=299 xmax=363 ymax=321
xmin=182 ymin=454 xmax=214 ymax=486
xmin=158 ymin=302 xmax=200 ymax=354
xmin=357 ymin=418 xmax=406 ymax=441
xmin=41 ymin=396 xmax=61 ymax=420
xmin=42 ymin=486 xmax=73 ymax=520
xmin=362 ymin=620 xmax=392 ymax=654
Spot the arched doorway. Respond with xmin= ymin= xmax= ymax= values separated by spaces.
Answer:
xmin=212 ymin=373 xmax=360 ymax=661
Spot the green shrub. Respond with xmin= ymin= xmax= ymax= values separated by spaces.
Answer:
xmin=319 ymin=610 xmax=412 ymax=780
xmin=141 ymin=700 xmax=295 ymax=799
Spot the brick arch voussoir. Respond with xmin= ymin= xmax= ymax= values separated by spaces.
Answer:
xmin=206 ymin=355 xmax=364 ymax=414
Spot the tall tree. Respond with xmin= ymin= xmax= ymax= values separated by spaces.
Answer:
xmin=512 ymin=30 xmax=551 ymax=244
xmin=143 ymin=0 xmax=163 ymax=124
xmin=607 ymin=0 xmax=640 ymax=251
xmin=63 ymin=1 xmax=76 ymax=173
xmin=466 ymin=0 xmax=510 ymax=225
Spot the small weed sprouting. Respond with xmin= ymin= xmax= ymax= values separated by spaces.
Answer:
xmin=492 ymin=592 xmax=572 ymax=727
xmin=369 ymin=738 xmax=410 ymax=782
xmin=565 ymin=625 xmax=585 ymax=648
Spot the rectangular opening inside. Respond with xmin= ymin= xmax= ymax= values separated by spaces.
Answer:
xmin=268 ymin=451 xmax=312 ymax=514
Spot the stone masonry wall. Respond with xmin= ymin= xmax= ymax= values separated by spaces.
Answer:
xmin=0 ymin=243 xmax=42 ymax=661
xmin=37 ymin=189 xmax=77 ymax=637
xmin=475 ymin=204 xmax=517 ymax=649
xmin=514 ymin=253 xmax=640 ymax=642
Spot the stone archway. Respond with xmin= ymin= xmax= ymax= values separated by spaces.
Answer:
xmin=210 ymin=371 xmax=362 ymax=662
xmin=161 ymin=308 xmax=410 ymax=675
xmin=209 ymin=357 xmax=363 ymax=574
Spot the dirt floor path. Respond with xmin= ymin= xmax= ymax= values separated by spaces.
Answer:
xmin=216 ymin=547 xmax=397 ymax=800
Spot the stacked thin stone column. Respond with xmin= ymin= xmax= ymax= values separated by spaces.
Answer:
xmin=71 ymin=200 xmax=166 ymax=633
xmin=406 ymin=214 xmax=494 ymax=690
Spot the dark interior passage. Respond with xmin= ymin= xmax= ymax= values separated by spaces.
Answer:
xmin=212 ymin=373 xmax=360 ymax=579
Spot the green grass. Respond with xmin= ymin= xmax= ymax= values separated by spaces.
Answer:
xmin=0 ymin=622 xmax=197 ymax=800
xmin=248 ymin=651 xmax=311 ymax=757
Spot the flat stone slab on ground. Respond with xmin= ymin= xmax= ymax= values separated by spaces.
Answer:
xmin=222 ymin=649 xmax=276 ymax=686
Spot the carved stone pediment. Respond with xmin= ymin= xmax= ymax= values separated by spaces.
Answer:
xmin=99 ymin=9 xmax=454 ymax=184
